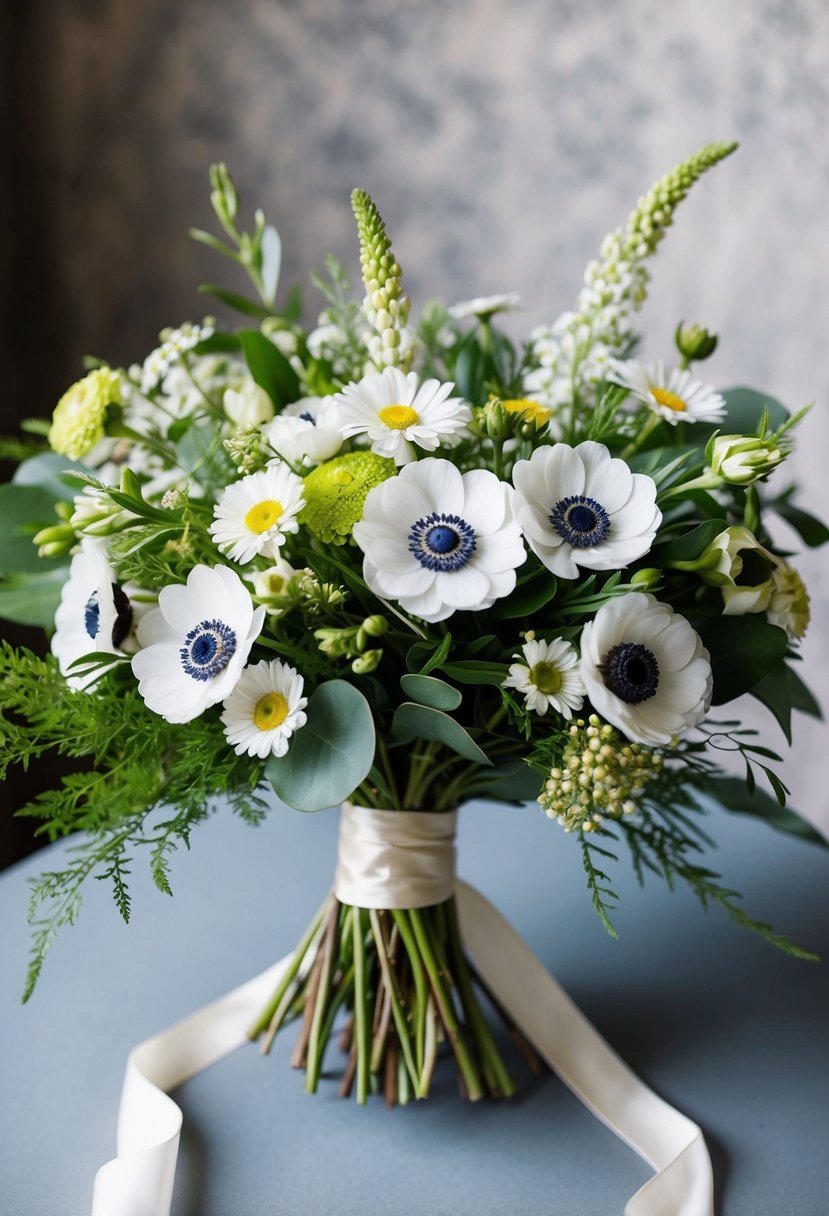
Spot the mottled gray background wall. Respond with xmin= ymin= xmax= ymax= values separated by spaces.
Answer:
xmin=3 ymin=0 xmax=828 ymax=846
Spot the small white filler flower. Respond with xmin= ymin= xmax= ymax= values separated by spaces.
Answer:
xmin=608 ymin=358 xmax=726 ymax=425
xmin=353 ymin=457 xmax=526 ymax=623
xmin=210 ymin=463 xmax=305 ymax=565
xmin=579 ymin=592 xmax=712 ymax=746
xmin=448 ymin=293 xmax=525 ymax=320
xmin=336 ymin=367 xmax=471 ymax=465
xmin=132 ymin=564 xmax=265 ymax=723
xmin=266 ymin=397 xmax=343 ymax=467
xmin=503 ymin=637 xmax=585 ymax=718
xmin=512 ymin=441 xmax=661 ymax=580
xmin=221 ymin=659 xmax=308 ymax=758
xmin=52 ymin=538 xmax=135 ymax=689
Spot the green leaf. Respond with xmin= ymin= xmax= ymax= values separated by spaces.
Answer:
xmin=493 ymin=570 xmax=558 ymax=619
xmin=453 ymin=335 xmax=485 ymax=404
xmin=662 ymin=519 xmax=727 ymax=564
xmin=720 ymin=386 xmax=789 ymax=434
xmin=198 ymin=285 xmax=273 ymax=321
xmin=192 ymin=331 xmax=243 ymax=355
xmin=707 ymin=776 xmax=826 ymax=847
xmin=266 ymin=680 xmax=375 ymax=812
xmin=0 ymin=485 xmax=65 ymax=574
xmin=440 ymin=660 xmax=505 ymax=686
xmin=406 ymin=632 xmax=452 ymax=675
xmin=399 ymin=674 xmax=462 ymax=711
xmin=391 ymin=702 xmax=491 ymax=765
xmin=773 ymin=500 xmax=829 ymax=548
xmin=238 ymin=328 xmax=300 ymax=409
xmin=0 ymin=567 xmax=66 ymax=627
xmin=282 ymin=284 xmax=304 ymax=322
xmin=785 ymin=664 xmax=822 ymax=719
xmin=12 ymin=452 xmax=87 ymax=501
xmin=699 ymin=616 xmax=789 ymax=704
xmin=750 ymin=661 xmax=793 ymax=742
xmin=473 ymin=757 xmax=542 ymax=802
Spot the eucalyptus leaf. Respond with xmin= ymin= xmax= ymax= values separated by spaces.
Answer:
xmin=0 ymin=485 xmax=65 ymax=574
xmin=238 ymin=328 xmax=300 ymax=409
xmin=12 ymin=452 xmax=87 ymax=502
xmin=0 ymin=568 xmax=66 ymax=627
xmin=400 ymin=673 xmax=462 ymax=711
xmin=391 ymin=702 xmax=491 ymax=765
xmin=707 ymin=776 xmax=826 ymax=847
xmin=440 ymin=660 xmax=505 ymax=686
xmin=721 ymin=386 xmax=789 ymax=434
xmin=266 ymin=680 xmax=375 ymax=812
xmin=699 ymin=616 xmax=789 ymax=705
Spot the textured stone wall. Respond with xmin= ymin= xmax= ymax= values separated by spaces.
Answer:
xmin=15 ymin=0 xmax=829 ymax=831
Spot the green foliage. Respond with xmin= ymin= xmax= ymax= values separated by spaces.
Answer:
xmin=698 ymin=616 xmax=789 ymax=704
xmin=391 ymin=702 xmax=491 ymax=765
xmin=0 ymin=568 xmax=67 ymax=627
xmin=266 ymin=680 xmax=376 ymax=812
xmin=399 ymin=674 xmax=462 ymax=711
xmin=0 ymin=644 xmax=268 ymax=999
xmin=0 ymin=485 xmax=66 ymax=574
xmin=238 ymin=328 xmax=301 ymax=409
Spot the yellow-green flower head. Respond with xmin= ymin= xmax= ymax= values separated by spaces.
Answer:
xmin=300 ymin=451 xmax=395 ymax=545
xmin=48 ymin=367 xmax=122 ymax=459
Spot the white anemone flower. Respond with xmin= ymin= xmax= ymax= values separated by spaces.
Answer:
xmin=353 ymin=458 xmax=526 ymax=623
xmin=210 ymin=463 xmax=305 ymax=565
xmin=448 ymin=293 xmax=525 ymax=320
xmin=132 ymin=564 xmax=265 ymax=724
xmin=52 ymin=539 xmax=136 ymax=689
xmin=223 ymin=377 xmax=275 ymax=427
xmin=580 ymin=593 xmax=712 ymax=746
xmin=608 ymin=359 xmax=726 ymax=426
xmin=266 ymin=397 xmax=343 ymax=468
xmin=503 ymin=637 xmax=585 ymax=718
xmin=221 ymin=659 xmax=307 ymax=759
xmin=512 ymin=441 xmax=661 ymax=580
xmin=336 ymin=367 xmax=471 ymax=466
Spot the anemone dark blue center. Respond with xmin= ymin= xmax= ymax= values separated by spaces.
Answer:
xmin=549 ymin=494 xmax=611 ymax=548
xmin=299 ymin=412 xmax=316 ymax=424
xmin=84 ymin=583 xmax=133 ymax=647
xmin=180 ymin=619 xmax=238 ymax=681
xmin=84 ymin=593 xmax=100 ymax=640
xmin=602 ymin=642 xmax=660 ymax=704
xmin=408 ymin=512 xmax=476 ymax=573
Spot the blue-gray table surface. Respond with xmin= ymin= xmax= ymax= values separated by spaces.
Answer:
xmin=1 ymin=797 xmax=827 ymax=1216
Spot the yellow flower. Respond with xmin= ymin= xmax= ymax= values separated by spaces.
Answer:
xmin=300 ymin=451 xmax=395 ymax=544
xmin=48 ymin=367 xmax=122 ymax=459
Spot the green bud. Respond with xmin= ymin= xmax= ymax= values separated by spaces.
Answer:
xmin=209 ymin=162 xmax=239 ymax=234
xmin=480 ymin=398 xmax=512 ymax=442
xmin=706 ymin=431 xmax=786 ymax=486
xmin=361 ymin=614 xmax=388 ymax=637
xmin=352 ymin=649 xmax=382 ymax=675
xmin=34 ymin=523 xmax=77 ymax=558
xmin=630 ymin=567 xmax=662 ymax=590
xmin=675 ymin=321 xmax=718 ymax=362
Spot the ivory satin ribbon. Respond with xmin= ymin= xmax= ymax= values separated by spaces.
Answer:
xmin=90 ymin=811 xmax=714 ymax=1216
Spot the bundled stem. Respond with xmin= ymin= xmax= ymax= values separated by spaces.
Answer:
xmin=251 ymin=893 xmax=523 ymax=1105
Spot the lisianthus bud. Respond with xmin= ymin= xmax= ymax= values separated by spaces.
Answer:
xmin=767 ymin=562 xmax=810 ymax=640
xmin=630 ymin=567 xmax=662 ymax=590
xmin=223 ymin=378 xmax=274 ymax=427
xmin=697 ymin=526 xmax=778 ymax=614
xmin=706 ymin=432 xmax=786 ymax=485
xmin=33 ymin=523 xmax=76 ymax=558
xmin=352 ymin=649 xmax=382 ymax=675
xmin=675 ymin=321 xmax=718 ymax=362
xmin=361 ymin=614 xmax=388 ymax=637
xmin=480 ymin=398 xmax=512 ymax=441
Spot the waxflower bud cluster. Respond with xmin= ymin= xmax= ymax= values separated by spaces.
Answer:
xmin=314 ymin=615 xmax=388 ymax=674
xmin=351 ymin=189 xmax=412 ymax=372
xmin=224 ymin=424 xmax=267 ymax=475
xmin=538 ymin=715 xmax=663 ymax=832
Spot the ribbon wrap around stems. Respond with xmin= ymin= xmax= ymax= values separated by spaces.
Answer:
xmin=91 ymin=806 xmax=714 ymax=1216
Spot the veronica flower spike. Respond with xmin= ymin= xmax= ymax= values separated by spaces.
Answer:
xmin=132 ymin=564 xmax=265 ymax=723
xmin=336 ymin=366 xmax=471 ymax=466
xmin=353 ymin=457 xmax=526 ymax=623
xmin=512 ymin=440 xmax=661 ymax=580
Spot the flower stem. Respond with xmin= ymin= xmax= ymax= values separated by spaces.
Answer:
xmin=248 ymin=893 xmax=330 ymax=1041
xmin=352 ymin=907 xmax=372 ymax=1104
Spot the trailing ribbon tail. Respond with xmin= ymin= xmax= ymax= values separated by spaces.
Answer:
xmin=91 ymin=887 xmax=713 ymax=1216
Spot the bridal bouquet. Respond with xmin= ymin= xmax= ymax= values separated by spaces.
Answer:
xmin=2 ymin=142 xmax=825 ymax=1106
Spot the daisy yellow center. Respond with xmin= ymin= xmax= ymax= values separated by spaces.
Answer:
xmin=253 ymin=692 xmax=289 ymax=731
xmin=503 ymin=398 xmax=552 ymax=425
xmin=651 ymin=387 xmax=687 ymax=413
xmin=378 ymin=404 xmax=419 ymax=430
xmin=529 ymin=661 xmax=562 ymax=695
xmin=244 ymin=499 xmax=283 ymax=534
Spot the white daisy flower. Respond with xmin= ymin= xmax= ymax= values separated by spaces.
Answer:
xmin=353 ymin=457 xmax=526 ymax=623
xmin=266 ymin=397 xmax=343 ymax=468
xmin=608 ymin=359 xmax=726 ymax=425
xmin=221 ymin=659 xmax=307 ymax=759
xmin=132 ymin=564 xmax=265 ymax=724
xmin=503 ymin=637 xmax=585 ymax=718
xmin=52 ymin=539 xmax=136 ymax=689
xmin=223 ymin=377 xmax=275 ymax=427
xmin=448 ymin=293 xmax=525 ymax=320
xmin=210 ymin=463 xmax=305 ymax=565
xmin=512 ymin=441 xmax=661 ymax=580
xmin=336 ymin=367 xmax=471 ymax=466
xmin=579 ymin=593 xmax=712 ymax=746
